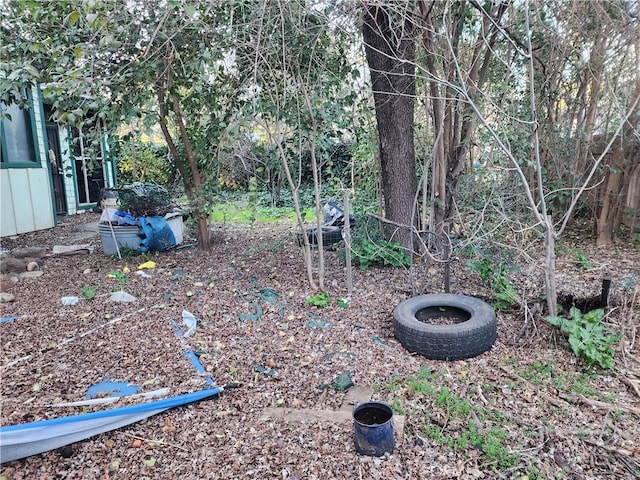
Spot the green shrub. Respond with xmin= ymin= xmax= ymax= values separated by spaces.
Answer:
xmin=573 ymin=249 xmax=593 ymax=270
xmin=304 ymin=292 xmax=330 ymax=308
xmin=467 ymin=258 xmax=521 ymax=309
xmin=546 ymin=307 xmax=621 ymax=369
xmin=81 ymin=285 xmax=97 ymax=300
xmin=350 ymin=238 xmax=410 ymax=270
xmin=116 ymin=140 xmax=170 ymax=185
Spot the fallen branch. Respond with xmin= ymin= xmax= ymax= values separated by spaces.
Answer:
xmin=557 ymin=392 xmax=640 ymax=416
xmin=498 ymin=365 xmax=572 ymax=410
xmin=580 ymin=437 xmax=640 ymax=458
xmin=617 ymin=372 xmax=640 ymax=398
xmin=1 ymin=309 xmax=147 ymax=371
xmin=1 ymin=355 xmax=32 ymax=370
xmin=50 ymin=388 xmax=170 ymax=407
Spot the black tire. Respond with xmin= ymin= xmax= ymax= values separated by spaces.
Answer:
xmin=298 ymin=226 xmax=343 ymax=247
xmin=393 ymin=294 xmax=497 ymax=361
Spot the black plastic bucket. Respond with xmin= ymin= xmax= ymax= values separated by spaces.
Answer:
xmin=353 ymin=401 xmax=394 ymax=456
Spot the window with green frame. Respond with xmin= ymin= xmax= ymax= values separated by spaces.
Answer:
xmin=1 ymin=101 xmax=38 ymax=167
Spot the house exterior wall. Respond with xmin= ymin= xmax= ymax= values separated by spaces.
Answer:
xmin=0 ymin=85 xmax=55 ymax=237
xmin=1 ymin=87 xmax=117 ymax=237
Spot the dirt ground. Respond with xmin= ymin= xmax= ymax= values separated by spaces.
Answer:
xmin=1 ymin=212 xmax=639 ymax=479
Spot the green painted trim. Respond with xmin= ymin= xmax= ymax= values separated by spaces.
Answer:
xmin=37 ymin=87 xmax=58 ymax=223
xmin=101 ymin=130 xmax=117 ymax=187
xmin=27 ymin=88 xmax=43 ymax=166
xmin=66 ymin=125 xmax=80 ymax=211
xmin=0 ymin=90 xmax=40 ymax=169
xmin=0 ymin=162 xmax=41 ymax=169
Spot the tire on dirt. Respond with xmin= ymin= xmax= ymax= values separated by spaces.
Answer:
xmin=300 ymin=226 xmax=343 ymax=247
xmin=393 ymin=293 xmax=497 ymax=361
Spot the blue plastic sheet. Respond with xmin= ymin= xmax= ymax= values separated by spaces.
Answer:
xmin=113 ymin=211 xmax=176 ymax=252
xmin=85 ymin=380 xmax=140 ymax=400
xmin=139 ymin=216 xmax=175 ymax=252
xmin=171 ymin=320 xmax=216 ymax=387
xmin=114 ymin=210 xmax=138 ymax=226
xmin=0 ymin=387 xmax=222 ymax=463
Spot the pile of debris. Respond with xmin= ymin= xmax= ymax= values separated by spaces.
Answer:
xmin=1 ymin=244 xmax=93 ymax=303
xmin=0 ymin=247 xmax=46 ymax=302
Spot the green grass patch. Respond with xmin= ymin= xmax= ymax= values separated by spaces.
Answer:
xmin=386 ymin=370 xmax=520 ymax=472
xmin=518 ymin=361 xmax=556 ymax=386
xmin=509 ymin=359 xmax=610 ymax=403
xmin=210 ymin=202 xmax=303 ymax=223
xmin=209 ymin=192 xmax=318 ymax=225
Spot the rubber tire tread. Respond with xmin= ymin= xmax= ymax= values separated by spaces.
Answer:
xmin=393 ymin=293 xmax=497 ymax=361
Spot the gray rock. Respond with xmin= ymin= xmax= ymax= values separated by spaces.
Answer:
xmin=60 ymin=296 xmax=80 ymax=306
xmin=0 ymin=258 xmax=27 ymax=274
xmin=52 ymin=244 xmax=93 ymax=256
xmin=109 ymin=291 xmax=137 ymax=303
xmin=19 ymin=271 xmax=44 ymax=279
xmin=0 ymin=292 xmax=16 ymax=303
xmin=11 ymin=247 xmax=47 ymax=259
xmin=1 ymin=274 xmax=18 ymax=292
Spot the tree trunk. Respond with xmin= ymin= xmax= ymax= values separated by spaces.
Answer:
xmin=156 ymin=59 xmax=211 ymax=249
xmin=596 ymin=142 xmax=625 ymax=246
xmin=305 ymin=107 xmax=325 ymax=291
xmin=343 ymin=190 xmax=353 ymax=295
xmin=363 ymin=3 xmax=418 ymax=250
xmin=624 ymin=162 xmax=640 ymax=236
xmin=596 ymin=59 xmax=640 ymax=245
xmin=420 ymin=0 xmax=507 ymax=244
xmin=170 ymin=90 xmax=211 ymax=249
xmin=544 ymin=226 xmax=558 ymax=317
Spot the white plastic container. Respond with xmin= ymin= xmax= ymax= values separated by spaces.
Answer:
xmin=98 ymin=224 xmax=142 ymax=255
xmin=165 ymin=213 xmax=184 ymax=245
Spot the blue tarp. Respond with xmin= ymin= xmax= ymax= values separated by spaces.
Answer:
xmin=0 ymin=312 xmax=227 ymax=464
xmin=85 ymin=380 xmax=140 ymax=400
xmin=0 ymin=387 xmax=223 ymax=463
xmin=114 ymin=210 xmax=138 ymax=226
xmin=114 ymin=211 xmax=176 ymax=252
xmin=139 ymin=216 xmax=175 ymax=252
